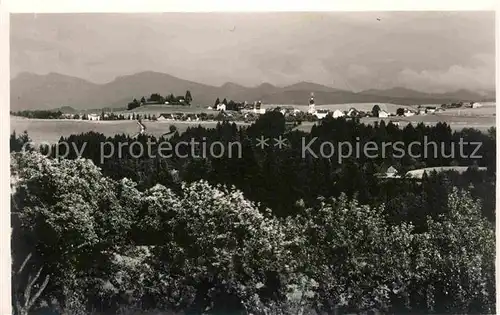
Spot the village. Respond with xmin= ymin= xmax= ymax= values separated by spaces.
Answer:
xmin=57 ymin=93 xmax=485 ymax=124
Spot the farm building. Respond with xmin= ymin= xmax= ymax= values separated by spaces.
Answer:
xmin=88 ymin=114 xmax=100 ymax=121
xmin=160 ymin=114 xmax=176 ymax=120
xmin=425 ymin=106 xmax=437 ymax=114
xmin=253 ymin=101 xmax=266 ymax=114
xmin=185 ymin=114 xmax=200 ymax=122
xmin=378 ymin=110 xmax=389 ymax=118
xmin=376 ymin=165 xmax=400 ymax=179
xmin=315 ymin=109 xmax=329 ymax=119
xmin=332 ymin=109 xmax=344 ymax=118
xmin=404 ymin=109 xmax=416 ymax=117
xmin=276 ymin=106 xmax=296 ymax=116
xmin=254 ymin=107 xmax=266 ymax=114
xmin=347 ymin=108 xmax=360 ymax=117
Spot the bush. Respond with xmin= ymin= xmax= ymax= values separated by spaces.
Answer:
xmin=11 ymin=152 xmax=496 ymax=314
xmin=294 ymin=195 xmax=414 ymax=313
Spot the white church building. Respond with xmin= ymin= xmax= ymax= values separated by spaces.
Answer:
xmin=308 ymin=94 xmax=316 ymax=114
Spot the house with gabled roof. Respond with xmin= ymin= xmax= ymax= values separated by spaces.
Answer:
xmin=378 ymin=110 xmax=389 ymax=118
xmin=332 ymin=109 xmax=344 ymax=118
xmin=347 ymin=107 xmax=360 ymax=117
xmin=375 ymin=165 xmax=401 ymax=179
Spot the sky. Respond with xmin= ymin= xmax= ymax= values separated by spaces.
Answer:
xmin=10 ymin=11 xmax=495 ymax=93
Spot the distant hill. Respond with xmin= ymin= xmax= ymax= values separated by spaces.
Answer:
xmin=360 ymin=87 xmax=438 ymax=99
xmin=282 ymin=81 xmax=342 ymax=93
xmin=219 ymin=82 xmax=249 ymax=99
xmin=10 ymin=71 xmax=495 ymax=111
xmin=11 ymin=72 xmax=98 ymax=110
xmin=55 ymin=106 xmax=77 ymax=114
xmin=359 ymin=87 xmax=495 ymax=103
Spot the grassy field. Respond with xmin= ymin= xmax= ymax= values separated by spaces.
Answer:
xmin=10 ymin=117 xmax=252 ymax=143
xmin=11 ymin=115 xmax=495 ymax=144
xmin=437 ymin=102 xmax=496 ymax=117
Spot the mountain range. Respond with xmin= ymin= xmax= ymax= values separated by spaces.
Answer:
xmin=10 ymin=71 xmax=495 ymax=111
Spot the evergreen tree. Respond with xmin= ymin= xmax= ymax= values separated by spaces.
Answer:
xmin=185 ymin=90 xmax=193 ymax=105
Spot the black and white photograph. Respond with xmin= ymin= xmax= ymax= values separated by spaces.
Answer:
xmin=5 ymin=6 xmax=498 ymax=315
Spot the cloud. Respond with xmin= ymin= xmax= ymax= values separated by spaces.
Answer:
xmin=347 ymin=64 xmax=371 ymax=77
xmin=340 ymin=64 xmax=376 ymax=91
xmin=396 ymin=54 xmax=495 ymax=93
xmin=10 ymin=13 xmax=495 ymax=92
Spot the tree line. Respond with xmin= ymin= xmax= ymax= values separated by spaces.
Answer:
xmin=11 ymin=110 xmax=64 ymax=119
xmin=128 ymin=91 xmax=193 ymax=110
xmin=212 ymin=97 xmax=250 ymax=111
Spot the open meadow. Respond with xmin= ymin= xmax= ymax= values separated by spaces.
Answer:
xmin=437 ymin=101 xmax=496 ymax=117
xmin=10 ymin=116 xmax=251 ymax=143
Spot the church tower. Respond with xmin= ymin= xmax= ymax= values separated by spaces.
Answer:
xmin=308 ymin=92 xmax=316 ymax=114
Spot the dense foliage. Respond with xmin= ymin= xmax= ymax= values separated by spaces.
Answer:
xmin=11 ymin=110 xmax=63 ymax=119
xmin=15 ymin=114 xmax=494 ymax=221
xmin=10 ymin=114 xmax=496 ymax=314
xmin=128 ymin=91 xmax=192 ymax=109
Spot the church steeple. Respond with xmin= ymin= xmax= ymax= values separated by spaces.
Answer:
xmin=308 ymin=92 xmax=316 ymax=114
